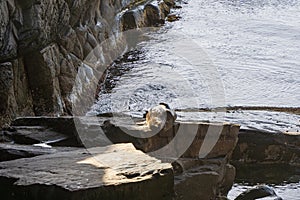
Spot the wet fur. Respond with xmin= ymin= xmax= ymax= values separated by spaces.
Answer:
xmin=144 ymin=103 xmax=176 ymax=130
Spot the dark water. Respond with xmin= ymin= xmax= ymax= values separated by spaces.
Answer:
xmin=91 ymin=0 xmax=300 ymax=198
xmin=228 ymin=164 xmax=300 ymax=199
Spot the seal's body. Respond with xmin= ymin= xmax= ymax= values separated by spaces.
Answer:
xmin=144 ymin=103 xmax=177 ymax=130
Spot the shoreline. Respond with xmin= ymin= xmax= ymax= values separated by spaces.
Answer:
xmin=175 ymin=106 xmax=300 ymax=115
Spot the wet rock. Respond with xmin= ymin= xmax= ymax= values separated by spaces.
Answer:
xmin=163 ymin=0 xmax=176 ymax=7
xmin=121 ymin=11 xmax=138 ymax=31
xmin=167 ymin=14 xmax=181 ymax=22
xmin=0 ymin=143 xmax=174 ymax=200
xmin=144 ymin=4 xmax=162 ymax=26
xmin=0 ymin=59 xmax=34 ymax=127
xmin=233 ymin=163 xmax=299 ymax=185
xmin=0 ymin=0 xmax=178 ymax=128
xmin=232 ymin=129 xmax=300 ymax=166
xmin=234 ymin=185 xmax=281 ymax=200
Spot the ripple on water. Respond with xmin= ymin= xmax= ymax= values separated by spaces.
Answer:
xmin=176 ymin=110 xmax=299 ymax=133
xmin=94 ymin=0 xmax=300 ymax=113
xmin=92 ymin=1 xmax=300 ymax=198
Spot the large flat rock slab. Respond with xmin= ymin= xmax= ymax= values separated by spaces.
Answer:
xmin=0 ymin=143 xmax=173 ymax=200
xmin=3 ymin=116 xmax=240 ymax=199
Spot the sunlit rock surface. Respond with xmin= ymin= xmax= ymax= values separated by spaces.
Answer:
xmin=0 ymin=143 xmax=174 ymax=200
xmin=1 ymin=116 xmax=240 ymax=199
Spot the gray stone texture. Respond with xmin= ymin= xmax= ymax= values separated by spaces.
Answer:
xmin=0 ymin=0 xmax=174 ymax=127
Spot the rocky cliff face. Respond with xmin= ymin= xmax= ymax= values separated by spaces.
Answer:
xmin=0 ymin=0 xmax=173 ymax=127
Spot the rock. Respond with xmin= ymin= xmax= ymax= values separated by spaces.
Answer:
xmin=24 ymin=44 xmax=64 ymax=116
xmin=163 ymin=0 xmax=176 ymax=7
xmin=0 ymin=0 xmax=17 ymax=62
xmin=232 ymin=129 xmax=300 ymax=166
xmin=102 ymin=119 xmax=239 ymax=159
xmin=173 ymin=157 xmax=237 ymax=199
xmin=175 ymin=170 xmax=219 ymax=200
xmin=121 ymin=11 xmax=138 ymax=31
xmin=3 ymin=126 xmax=78 ymax=147
xmin=2 ymin=114 xmax=239 ymax=199
xmin=102 ymin=119 xmax=239 ymax=200
xmin=232 ymin=163 xmax=299 ymax=185
xmin=0 ymin=143 xmax=174 ymax=200
xmin=234 ymin=185 xmax=281 ymax=200
xmin=144 ymin=4 xmax=162 ymax=26
xmin=7 ymin=117 xmax=80 ymax=146
xmin=11 ymin=58 xmax=34 ymax=116
xmin=0 ymin=143 xmax=79 ymax=161
xmin=167 ymin=14 xmax=181 ymax=22
xmin=2 ymin=116 xmax=240 ymax=199
xmin=220 ymin=164 xmax=236 ymax=195
xmin=0 ymin=0 xmax=177 ymax=128
xmin=0 ymin=62 xmax=15 ymax=126
xmin=0 ymin=60 xmax=35 ymax=127
xmin=12 ymin=116 xmax=76 ymax=134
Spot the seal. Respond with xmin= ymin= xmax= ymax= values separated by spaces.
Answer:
xmin=143 ymin=103 xmax=177 ymax=131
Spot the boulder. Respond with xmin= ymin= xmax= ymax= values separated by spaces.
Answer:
xmin=234 ymin=185 xmax=281 ymax=200
xmin=175 ymin=170 xmax=219 ymax=200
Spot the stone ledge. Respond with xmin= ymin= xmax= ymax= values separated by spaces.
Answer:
xmin=232 ymin=129 xmax=300 ymax=166
xmin=0 ymin=143 xmax=174 ymax=200
xmin=1 ymin=116 xmax=240 ymax=199
xmin=0 ymin=143 xmax=80 ymax=162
